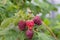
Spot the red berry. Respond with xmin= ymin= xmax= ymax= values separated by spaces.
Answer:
xmin=18 ymin=20 xmax=26 ymax=31
xmin=33 ymin=16 xmax=42 ymax=25
xmin=26 ymin=29 xmax=34 ymax=39
xmin=26 ymin=20 xmax=34 ymax=30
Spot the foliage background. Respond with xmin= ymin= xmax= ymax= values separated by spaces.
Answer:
xmin=0 ymin=0 xmax=60 ymax=40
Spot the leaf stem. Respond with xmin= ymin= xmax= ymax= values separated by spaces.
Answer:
xmin=42 ymin=21 xmax=58 ymax=40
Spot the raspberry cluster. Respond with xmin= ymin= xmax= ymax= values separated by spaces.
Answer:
xmin=18 ymin=16 xmax=42 ymax=40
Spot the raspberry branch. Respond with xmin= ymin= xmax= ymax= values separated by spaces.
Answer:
xmin=42 ymin=21 xmax=58 ymax=40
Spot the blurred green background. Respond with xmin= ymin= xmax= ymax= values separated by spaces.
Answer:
xmin=0 ymin=0 xmax=60 ymax=40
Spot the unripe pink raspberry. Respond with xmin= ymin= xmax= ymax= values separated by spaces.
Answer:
xmin=18 ymin=20 xmax=26 ymax=31
xmin=26 ymin=29 xmax=34 ymax=39
xmin=33 ymin=16 xmax=42 ymax=25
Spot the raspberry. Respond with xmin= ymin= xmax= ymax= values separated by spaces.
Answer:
xmin=26 ymin=29 xmax=34 ymax=39
xmin=33 ymin=16 xmax=42 ymax=25
xmin=26 ymin=20 xmax=34 ymax=30
xmin=18 ymin=20 xmax=26 ymax=31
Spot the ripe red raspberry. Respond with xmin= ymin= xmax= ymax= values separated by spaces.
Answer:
xmin=26 ymin=29 xmax=34 ymax=39
xmin=33 ymin=16 xmax=42 ymax=25
xmin=18 ymin=20 xmax=26 ymax=31
xmin=26 ymin=20 xmax=34 ymax=30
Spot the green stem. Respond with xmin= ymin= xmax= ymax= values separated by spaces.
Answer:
xmin=42 ymin=21 xmax=58 ymax=40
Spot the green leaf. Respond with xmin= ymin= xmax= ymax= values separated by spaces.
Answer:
xmin=0 ymin=17 xmax=14 ymax=29
xmin=38 ymin=33 xmax=55 ymax=40
xmin=44 ymin=18 xmax=50 ymax=25
xmin=0 ymin=29 xmax=19 ymax=40
xmin=0 ymin=23 xmax=15 ymax=35
xmin=0 ymin=16 xmax=20 ymax=29
xmin=0 ymin=25 xmax=26 ymax=40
